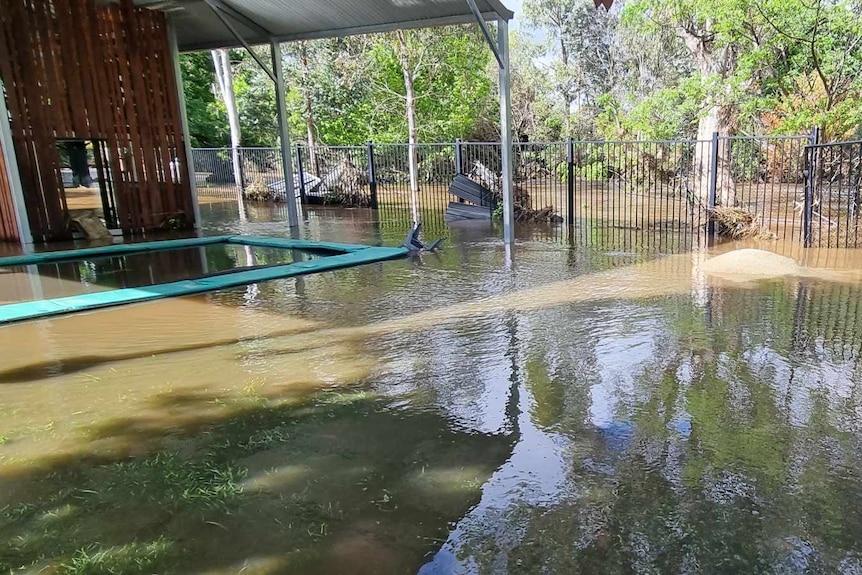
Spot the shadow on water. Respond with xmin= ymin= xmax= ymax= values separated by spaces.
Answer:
xmin=0 ymin=322 xmax=320 ymax=384
xmin=0 ymin=384 xmax=515 ymax=575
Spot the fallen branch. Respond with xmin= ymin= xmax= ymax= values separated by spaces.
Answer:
xmin=710 ymin=206 xmax=777 ymax=240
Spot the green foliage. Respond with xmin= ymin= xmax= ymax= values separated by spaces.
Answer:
xmin=729 ymin=138 xmax=763 ymax=181
xmin=577 ymin=161 xmax=609 ymax=180
xmin=183 ymin=27 xmax=493 ymax=148
xmin=365 ymin=27 xmax=494 ymax=143
xmin=609 ymin=78 xmax=705 ymax=140
xmin=179 ymin=53 xmax=228 ymax=147
xmin=283 ymin=39 xmax=379 ymax=145
xmin=234 ymin=50 xmax=278 ymax=147
xmin=180 ymin=0 xmax=862 ymax=147
xmin=621 ymin=0 xmax=862 ymax=138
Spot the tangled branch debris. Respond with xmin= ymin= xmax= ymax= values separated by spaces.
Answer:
xmin=244 ymin=177 xmax=278 ymax=202
xmin=711 ymin=205 xmax=777 ymax=240
xmin=470 ymin=161 xmax=563 ymax=223
xmin=325 ymin=157 xmax=370 ymax=207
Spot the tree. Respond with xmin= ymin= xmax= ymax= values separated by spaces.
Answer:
xmin=623 ymin=0 xmax=862 ymax=203
xmin=233 ymin=47 xmax=278 ymax=148
xmin=178 ymin=52 xmax=228 ymax=148
xmin=509 ymin=33 xmax=566 ymax=140
xmin=393 ymin=29 xmax=422 ymax=223
xmin=297 ymin=43 xmax=318 ymax=151
xmin=211 ymin=49 xmax=242 ymax=188
xmin=288 ymin=42 xmax=320 ymax=174
xmin=743 ymin=0 xmax=862 ymax=139
xmin=619 ymin=0 xmax=746 ymax=204
xmin=523 ymin=0 xmax=581 ymax=135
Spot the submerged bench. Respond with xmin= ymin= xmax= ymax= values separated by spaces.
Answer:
xmin=449 ymin=174 xmax=494 ymax=207
xmin=446 ymin=175 xmax=495 ymax=220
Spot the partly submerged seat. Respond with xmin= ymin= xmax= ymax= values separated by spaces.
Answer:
xmin=446 ymin=175 xmax=494 ymax=220
xmin=448 ymin=174 xmax=494 ymax=207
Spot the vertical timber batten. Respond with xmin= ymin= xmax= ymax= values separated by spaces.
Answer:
xmin=0 ymin=79 xmax=30 ymax=243
xmin=0 ymin=0 xmax=196 ymax=241
xmin=169 ymin=19 xmax=202 ymax=230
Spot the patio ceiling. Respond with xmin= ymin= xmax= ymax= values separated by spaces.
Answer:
xmin=132 ymin=0 xmax=513 ymax=52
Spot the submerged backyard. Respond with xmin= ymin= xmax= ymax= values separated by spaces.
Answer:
xmin=2 ymin=202 xmax=862 ymax=574
xmin=3 ymin=0 xmax=862 ymax=571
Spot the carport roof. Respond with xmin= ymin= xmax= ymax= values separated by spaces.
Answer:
xmin=131 ymin=0 xmax=513 ymax=52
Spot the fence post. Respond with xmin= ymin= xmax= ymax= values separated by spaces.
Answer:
xmin=236 ymin=147 xmax=246 ymax=191
xmin=294 ymin=143 xmax=307 ymax=204
xmin=454 ymin=139 xmax=466 ymax=203
xmin=566 ymin=138 xmax=575 ymax=225
xmin=803 ymin=126 xmax=820 ymax=247
xmin=366 ymin=140 xmax=378 ymax=209
xmin=706 ymin=131 xmax=719 ymax=238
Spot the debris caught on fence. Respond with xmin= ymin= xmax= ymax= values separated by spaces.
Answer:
xmin=245 ymin=177 xmax=280 ymax=202
xmin=711 ymin=206 xmax=777 ymax=240
xmin=325 ymin=157 xmax=370 ymax=207
xmin=470 ymin=161 xmax=563 ymax=223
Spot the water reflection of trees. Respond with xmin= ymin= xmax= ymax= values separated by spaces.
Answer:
xmin=447 ymin=279 xmax=862 ymax=574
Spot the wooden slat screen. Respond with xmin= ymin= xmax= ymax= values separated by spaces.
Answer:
xmin=0 ymin=137 xmax=20 ymax=241
xmin=0 ymin=0 xmax=194 ymax=241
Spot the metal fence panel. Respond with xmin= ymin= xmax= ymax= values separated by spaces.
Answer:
xmin=806 ymin=140 xmax=862 ymax=248
xmin=192 ymin=133 xmax=862 ymax=248
xmin=720 ymin=135 xmax=809 ymax=242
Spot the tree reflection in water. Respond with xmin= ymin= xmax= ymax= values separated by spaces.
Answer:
xmin=422 ymin=278 xmax=862 ymax=575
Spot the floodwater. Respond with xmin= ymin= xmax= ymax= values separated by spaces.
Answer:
xmin=3 ymin=202 xmax=862 ymax=574
xmin=0 ymin=243 xmax=314 ymax=304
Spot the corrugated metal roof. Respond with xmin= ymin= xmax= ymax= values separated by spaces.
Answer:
xmin=136 ymin=0 xmax=512 ymax=52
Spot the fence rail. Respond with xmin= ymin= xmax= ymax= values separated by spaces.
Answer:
xmin=191 ymin=131 xmax=861 ymax=248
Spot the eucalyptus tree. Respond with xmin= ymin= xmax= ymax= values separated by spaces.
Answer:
xmin=211 ymin=48 xmax=242 ymax=187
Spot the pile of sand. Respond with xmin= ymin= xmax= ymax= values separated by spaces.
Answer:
xmin=700 ymin=249 xmax=802 ymax=279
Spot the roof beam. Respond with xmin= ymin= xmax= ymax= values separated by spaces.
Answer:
xmin=206 ymin=0 xmax=272 ymax=37
xmin=177 ymin=11 xmax=507 ymax=52
xmin=466 ymin=0 xmax=503 ymax=68
xmin=204 ymin=0 xmax=276 ymax=82
xmin=483 ymin=0 xmax=514 ymax=20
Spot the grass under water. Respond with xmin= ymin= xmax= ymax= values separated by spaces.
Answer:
xmin=0 ymin=388 xmax=512 ymax=575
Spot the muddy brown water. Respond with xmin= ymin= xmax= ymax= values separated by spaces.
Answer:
xmin=2 ymin=203 xmax=862 ymax=574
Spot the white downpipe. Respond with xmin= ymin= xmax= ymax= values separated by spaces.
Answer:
xmin=0 ymin=79 xmax=32 ymax=245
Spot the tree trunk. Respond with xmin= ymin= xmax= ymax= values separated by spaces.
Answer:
xmin=560 ymin=37 xmax=572 ymax=136
xmin=684 ymin=33 xmax=737 ymax=207
xmin=396 ymin=30 xmax=420 ymax=224
xmin=694 ymin=104 xmax=736 ymax=206
xmin=211 ymin=49 xmax=243 ymax=190
xmin=298 ymin=42 xmax=320 ymax=176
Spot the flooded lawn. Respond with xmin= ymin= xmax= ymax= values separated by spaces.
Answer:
xmin=2 ymin=203 xmax=862 ymax=574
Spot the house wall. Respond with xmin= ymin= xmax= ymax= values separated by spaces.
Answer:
xmin=0 ymin=0 xmax=194 ymax=241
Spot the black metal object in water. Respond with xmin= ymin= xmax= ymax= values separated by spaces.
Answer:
xmin=402 ymin=222 xmax=444 ymax=253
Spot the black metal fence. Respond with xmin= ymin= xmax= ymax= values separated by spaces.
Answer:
xmin=191 ymin=131 xmax=861 ymax=247
xmin=804 ymin=138 xmax=862 ymax=248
